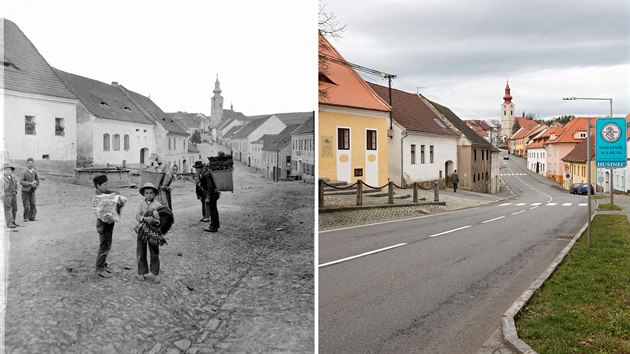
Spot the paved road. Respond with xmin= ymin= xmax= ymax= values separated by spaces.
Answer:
xmin=319 ymin=154 xmax=594 ymax=353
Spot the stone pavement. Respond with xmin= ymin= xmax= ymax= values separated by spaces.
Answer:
xmin=2 ymin=163 xmax=314 ymax=353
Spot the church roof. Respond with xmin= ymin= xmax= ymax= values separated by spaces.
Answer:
xmin=2 ymin=19 xmax=76 ymax=100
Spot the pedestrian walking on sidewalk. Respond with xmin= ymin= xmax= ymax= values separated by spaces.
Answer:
xmin=20 ymin=157 xmax=39 ymax=221
xmin=451 ymin=170 xmax=459 ymax=193
xmin=193 ymin=161 xmax=209 ymax=222
xmin=92 ymin=175 xmax=124 ymax=278
xmin=135 ymin=182 xmax=163 ymax=283
xmin=3 ymin=163 xmax=20 ymax=228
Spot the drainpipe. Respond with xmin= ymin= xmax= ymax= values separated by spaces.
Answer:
xmin=401 ymin=129 xmax=408 ymax=187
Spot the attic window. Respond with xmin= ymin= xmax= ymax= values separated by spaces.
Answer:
xmin=434 ymin=118 xmax=446 ymax=128
xmin=2 ymin=60 xmax=19 ymax=70
xmin=123 ymin=107 xmax=132 ymax=112
xmin=100 ymin=101 xmax=109 ymax=107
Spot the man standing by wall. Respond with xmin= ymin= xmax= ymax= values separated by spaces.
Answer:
xmin=20 ymin=158 xmax=39 ymax=221
xmin=201 ymin=163 xmax=220 ymax=233
xmin=451 ymin=169 xmax=459 ymax=193
xmin=3 ymin=163 xmax=20 ymax=228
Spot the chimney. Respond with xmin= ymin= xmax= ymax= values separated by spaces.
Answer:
xmin=111 ymin=81 xmax=119 ymax=86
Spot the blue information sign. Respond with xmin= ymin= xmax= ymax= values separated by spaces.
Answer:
xmin=596 ymin=118 xmax=627 ymax=168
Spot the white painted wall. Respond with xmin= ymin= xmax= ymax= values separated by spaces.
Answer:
xmin=4 ymin=90 xmax=77 ymax=161
xmin=527 ymin=147 xmax=547 ymax=176
xmin=91 ymin=118 xmax=155 ymax=165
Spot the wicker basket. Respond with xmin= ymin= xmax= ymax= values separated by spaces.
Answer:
xmin=212 ymin=168 xmax=234 ymax=192
xmin=141 ymin=170 xmax=165 ymax=187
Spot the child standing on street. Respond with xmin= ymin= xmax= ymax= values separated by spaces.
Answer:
xmin=3 ymin=163 xmax=20 ymax=229
xmin=92 ymin=175 xmax=120 ymax=278
xmin=135 ymin=182 xmax=162 ymax=283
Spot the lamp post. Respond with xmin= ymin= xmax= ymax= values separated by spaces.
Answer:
xmin=562 ymin=96 xmax=613 ymax=248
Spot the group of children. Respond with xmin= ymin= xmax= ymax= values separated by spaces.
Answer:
xmin=92 ymin=174 xmax=169 ymax=283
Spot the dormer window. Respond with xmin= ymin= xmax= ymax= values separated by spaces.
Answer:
xmin=100 ymin=101 xmax=109 ymax=107
xmin=123 ymin=107 xmax=132 ymax=112
xmin=2 ymin=60 xmax=20 ymax=70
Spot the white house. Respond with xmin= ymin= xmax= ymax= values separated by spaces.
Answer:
xmin=53 ymin=69 xmax=190 ymax=168
xmin=290 ymin=115 xmax=315 ymax=182
xmin=367 ymin=83 xmax=459 ymax=187
xmin=3 ymin=19 xmax=78 ymax=170
xmin=230 ymin=115 xmax=286 ymax=166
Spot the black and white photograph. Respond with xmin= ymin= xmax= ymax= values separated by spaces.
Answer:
xmin=1 ymin=1 xmax=316 ymax=353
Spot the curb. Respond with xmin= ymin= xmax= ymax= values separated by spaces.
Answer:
xmin=318 ymin=201 xmax=445 ymax=213
xmin=501 ymin=199 xmax=598 ymax=353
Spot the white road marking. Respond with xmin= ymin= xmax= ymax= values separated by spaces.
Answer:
xmin=529 ymin=206 xmax=538 ymax=210
xmin=562 ymin=203 xmax=572 ymax=206
xmin=500 ymin=203 xmax=512 ymax=206
xmin=482 ymin=216 xmax=505 ymax=224
xmin=547 ymin=203 xmax=557 ymax=206
xmin=511 ymin=210 xmax=525 ymax=215
xmin=531 ymin=203 xmax=542 ymax=206
xmin=429 ymin=225 xmax=472 ymax=238
xmin=319 ymin=243 xmax=408 ymax=268
xmin=515 ymin=203 xmax=526 ymax=206
xmin=579 ymin=203 xmax=587 ymax=206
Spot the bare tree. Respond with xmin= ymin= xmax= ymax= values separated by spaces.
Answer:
xmin=319 ymin=3 xmax=345 ymax=99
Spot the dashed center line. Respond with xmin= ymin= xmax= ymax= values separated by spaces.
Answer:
xmin=547 ymin=203 xmax=557 ymax=206
xmin=579 ymin=203 xmax=588 ymax=206
xmin=482 ymin=216 xmax=505 ymax=223
xmin=515 ymin=203 xmax=526 ymax=206
xmin=562 ymin=203 xmax=572 ymax=206
xmin=319 ymin=243 xmax=408 ymax=268
xmin=511 ymin=210 xmax=525 ymax=215
xmin=429 ymin=225 xmax=471 ymax=238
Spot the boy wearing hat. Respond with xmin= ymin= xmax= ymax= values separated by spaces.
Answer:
xmin=92 ymin=174 xmax=119 ymax=278
xmin=20 ymin=157 xmax=39 ymax=221
xmin=135 ymin=182 xmax=162 ymax=283
xmin=3 ymin=163 xmax=19 ymax=228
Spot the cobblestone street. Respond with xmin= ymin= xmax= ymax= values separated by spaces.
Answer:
xmin=2 ymin=162 xmax=314 ymax=353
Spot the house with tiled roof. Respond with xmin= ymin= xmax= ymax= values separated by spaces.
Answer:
xmin=250 ymin=134 xmax=277 ymax=171
xmin=527 ymin=125 xmax=562 ymax=176
xmin=230 ymin=115 xmax=286 ymax=166
xmin=561 ymin=134 xmax=596 ymax=190
xmin=166 ymin=111 xmax=209 ymax=136
xmin=2 ymin=18 xmax=78 ymax=168
xmin=511 ymin=124 xmax=547 ymax=157
xmin=318 ymin=33 xmax=391 ymax=187
xmin=544 ymin=117 xmax=595 ymax=183
xmin=260 ymin=124 xmax=301 ymax=181
xmin=425 ymin=99 xmax=500 ymax=193
xmin=54 ymin=68 xmax=190 ymax=169
xmin=368 ymin=83 xmax=459 ymax=187
xmin=290 ymin=114 xmax=315 ymax=182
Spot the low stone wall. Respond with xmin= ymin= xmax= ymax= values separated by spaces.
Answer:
xmin=75 ymin=168 xmax=130 ymax=187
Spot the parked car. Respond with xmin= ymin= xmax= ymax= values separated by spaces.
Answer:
xmin=569 ymin=183 xmax=581 ymax=194
xmin=578 ymin=183 xmax=594 ymax=195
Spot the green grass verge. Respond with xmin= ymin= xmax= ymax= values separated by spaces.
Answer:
xmin=598 ymin=203 xmax=623 ymax=211
xmin=592 ymin=195 xmax=610 ymax=200
xmin=516 ymin=214 xmax=630 ymax=353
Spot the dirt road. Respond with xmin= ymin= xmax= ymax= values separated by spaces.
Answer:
xmin=3 ymin=161 xmax=314 ymax=353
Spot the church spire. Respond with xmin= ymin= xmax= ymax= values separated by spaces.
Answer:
xmin=503 ymin=82 xmax=513 ymax=104
xmin=213 ymin=75 xmax=222 ymax=94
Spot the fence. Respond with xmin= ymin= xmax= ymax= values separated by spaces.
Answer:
xmin=319 ymin=179 xmax=440 ymax=208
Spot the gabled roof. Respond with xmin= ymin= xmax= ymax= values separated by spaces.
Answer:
xmin=252 ymin=134 xmax=275 ymax=144
xmin=124 ymin=88 xmax=189 ymax=135
xmin=291 ymin=114 xmax=314 ymax=135
xmin=545 ymin=117 xmax=596 ymax=145
xmin=269 ymin=124 xmax=300 ymax=150
xmin=2 ymin=19 xmax=76 ymax=100
xmin=561 ymin=135 xmax=595 ymax=162
xmin=167 ymin=112 xmax=205 ymax=129
xmin=53 ymin=68 xmax=154 ymax=125
xmin=271 ymin=112 xmax=313 ymax=125
xmin=515 ymin=117 xmax=538 ymax=129
xmin=231 ymin=115 xmax=274 ymax=139
xmin=425 ymin=98 xmax=495 ymax=149
xmin=511 ymin=124 xmax=547 ymax=140
xmin=223 ymin=125 xmax=242 ymax=139
xmin=318 ymin=33 xmax=390 ymax=112
xmin=368 ymin=83 xmax=458 ymax=137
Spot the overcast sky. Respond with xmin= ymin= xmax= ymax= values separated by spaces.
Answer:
xmin=3 ymin=0 xmax=316 ymax=116
xmin=321 ymin=0 xmax=629 ymax=120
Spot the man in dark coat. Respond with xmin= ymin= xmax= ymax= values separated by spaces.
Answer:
xmin=193 ymin=161 xmax=209 ymax=222
xmin=3 ymin=163 xmax=19 ymax=228
xmin=199 ymin=162 xmax=220 ymax=233
xmin=20 ymin=157 xmax=39 ymax=221
xmin=451 ymin=170 xmax=459 ymax=193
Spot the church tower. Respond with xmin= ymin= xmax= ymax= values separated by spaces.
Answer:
xmin=210 ymin=75 xmax=224 ymax=127
xmin=500 ymin=82 xmax=515 ymax=141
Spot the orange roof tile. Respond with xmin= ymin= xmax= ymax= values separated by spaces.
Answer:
xmin=515 ymin=117 xmax=538 ymax=129
xmin=545 ymin=117 xmax=596 ymax=145
xmin=318 ymin=33 xmax=390 ymax=112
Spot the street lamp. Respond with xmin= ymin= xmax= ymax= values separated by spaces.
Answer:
xmin=562 ymin=96 xmax=613 ymax=248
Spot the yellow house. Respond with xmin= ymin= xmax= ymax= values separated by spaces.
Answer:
xmin=561 ymin=134 xmax=596 ymax=189
xmin=318 ymin=33 xmax=391 ymax=187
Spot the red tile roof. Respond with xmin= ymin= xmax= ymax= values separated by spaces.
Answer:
xmin=546 ymin=117 xmax=596 ymax=145
xmin=367 ymin=83 xmax=458 ymax=137
xmin=319 ymin=34 xmax=390 ymax=112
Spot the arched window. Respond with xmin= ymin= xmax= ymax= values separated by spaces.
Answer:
xmin=113 ymin=134 xmax=120 ymax=151
xmin=103 ymin=133 xmax=110 ymax=151
xmin=124 ymin=134 xmax=130 ymax=151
